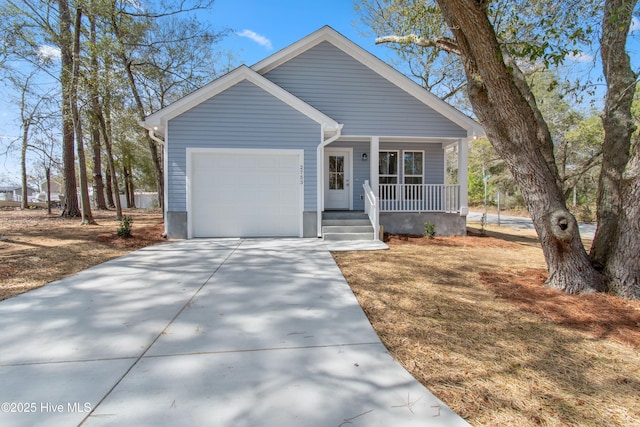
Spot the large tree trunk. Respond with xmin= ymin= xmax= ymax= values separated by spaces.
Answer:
xmin=71 ymin=7 xmax=95 ymax=225
xmin=590 ymin=0 xmax=638 ymax=270
xmin=607 ymin=139 xmax=640 ymax=299
xmin=436 ymin=0 xmax=604 ymax=293
xmin=58 ymin=0 xmax=80 ymax=218
xmin=88 ymin=12 xmax=107 ymax=210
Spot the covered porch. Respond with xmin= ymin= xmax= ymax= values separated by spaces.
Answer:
xmin=318 ymin=135 xmax=471 ymax=240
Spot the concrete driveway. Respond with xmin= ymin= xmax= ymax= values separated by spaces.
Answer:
xmin=0 ymin=238 xmax=469 ymax=426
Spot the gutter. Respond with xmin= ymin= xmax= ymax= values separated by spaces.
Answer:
xmin=147 ymin=128 xmax=165 ymax=146
xmin=316 ymin=124 xmax=344 ymax=238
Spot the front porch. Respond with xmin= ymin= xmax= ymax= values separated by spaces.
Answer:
xmin=318 ymin=136 xmax=470 ymax=241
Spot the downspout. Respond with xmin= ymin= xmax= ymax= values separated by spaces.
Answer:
xmin=147 ymin=127 xmax=168 ymax=236
xmin=316 ymin=123 xmax=344 ymax=237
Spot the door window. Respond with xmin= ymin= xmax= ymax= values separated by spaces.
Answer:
xmin=329 ymin=155 xmax=344 ymax=190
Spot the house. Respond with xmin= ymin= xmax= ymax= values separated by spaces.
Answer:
xmin=142 ymin=26 xmax=483 ymax=240
xmin=0 ymin=186 xmax=37 ymax=202
xmin=39 ymin=179 xmax=63 ymax=194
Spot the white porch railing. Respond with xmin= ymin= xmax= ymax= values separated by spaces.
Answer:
xmin=379 ymin=184 xmax=460 ymax=213
xmin=363 ymin=180 xmax=380 ymax=241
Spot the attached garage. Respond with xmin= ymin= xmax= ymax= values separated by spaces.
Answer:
xmin=188 ymin=149 xmax=304 ymax=238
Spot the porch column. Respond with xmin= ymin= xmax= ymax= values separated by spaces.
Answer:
xmin=370 ymin=136 xmax=379 ymax=194
xmin=457 ymin=138 xmax=469 ymax=216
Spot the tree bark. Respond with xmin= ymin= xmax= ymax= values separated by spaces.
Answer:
xmin=590 ymin=0 xmax=638 ymax=270
xmin=435 ymin=0 xmax=604 ymax=293
xmin=123 ymin=164 xmax=131 ymax=208
xmin=606 ymin=141 xmax=640 ymax=299
xmin=607 ymin=139 xmax=640 ymax=299
xmin=126 ymin=163 xmax=136 ymax=208
xmin=105 ymin=169 xmax=115 ymax=208
xmin=70 ymin=7 xmax=95 ymax=225
xmin=45 ymin=167 xmax=52 ymax=215
xmin=99 ymin=92 xmax=123 ymax=220
xmin=88 ymin=11 xmax=107 ymax=210
xmin=20 ymin=125 xmax=28 ymax=209
xmin=58 ymin=0 xmax=80 ymax=218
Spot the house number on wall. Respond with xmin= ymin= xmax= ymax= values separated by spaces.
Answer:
xmin=299 ymin=165 xmax=304 ymax=184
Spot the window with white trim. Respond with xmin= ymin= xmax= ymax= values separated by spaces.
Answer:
xmin=379 ymin=151 xmax=399 ymax=184
xmin=403 ymin=151 xmax=423 ymax=200
xmin=379 ymin=151 xmax=399 ymax=200
xmin=403 ymin=151 xmax=423 ymax=185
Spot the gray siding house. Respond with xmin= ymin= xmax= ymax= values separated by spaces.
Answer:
xmin=142 ymin=26 xmax=483 ymax=240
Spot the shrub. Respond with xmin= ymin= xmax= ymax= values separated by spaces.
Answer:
xmin=424 ymin=221 xmax=436 ymax=239
xmin=117 ymin=215 xmax=133 ymax=238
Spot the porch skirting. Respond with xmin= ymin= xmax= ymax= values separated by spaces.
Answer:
xmin=380 ymin=212 xmax=466 ymax=237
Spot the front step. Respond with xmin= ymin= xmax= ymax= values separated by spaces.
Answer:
xmin=322 ymin=211 xmax=374 ymax=241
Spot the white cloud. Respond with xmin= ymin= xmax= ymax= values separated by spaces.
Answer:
xmin=237 ymin=29 xmax=273 ymax=50
xmin=631 ymin=16 xmax=640 ymax=33
xmin=38 ymin=45 xmax=61 ymax=63
xmin=567 ymin=51 xmax=594 ymax=63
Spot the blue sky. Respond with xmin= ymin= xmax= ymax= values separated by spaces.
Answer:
xmin=209 ymin=0 xmax=391 ymax=66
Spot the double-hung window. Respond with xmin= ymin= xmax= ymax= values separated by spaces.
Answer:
xmin=403 ymin=151 xmax=423 ymax=199
xmin=379 ymin=151 xmax=399 ymax=200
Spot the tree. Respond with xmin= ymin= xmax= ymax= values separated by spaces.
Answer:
xmin=8 ymin=71 xmax=50 ymax=208
xmin=105 ymin=0 xmax=227 ymax=210
xmin=1 ymin=0 xmax=230 ymax=221
xmin=370 ymin=0 xmax=639 ymax=298
xmin=591 ymin=0 xmax=639 ymax=298
xmin=55 ymin=0 xmax=80 ymax=217
xmin=70 ymin=6 xmax=95 ymax=224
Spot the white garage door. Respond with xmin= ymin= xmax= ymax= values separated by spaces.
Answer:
xmin=189 ymin=150 xmax=303 ymax=238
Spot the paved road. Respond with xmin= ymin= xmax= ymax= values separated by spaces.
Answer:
xmin=468 ymin=211 xmax=596 ymax=239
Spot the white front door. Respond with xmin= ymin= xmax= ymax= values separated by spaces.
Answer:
xmin=324 ymin=149 xmax=351 ymax=210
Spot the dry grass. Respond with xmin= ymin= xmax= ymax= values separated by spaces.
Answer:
xmin=0 ymin=207 xmax=165 ymax=301
xmin=333 ymin=225 xmax=640 ymax=427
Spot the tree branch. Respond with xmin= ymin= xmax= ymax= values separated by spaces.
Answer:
xmin=375 ymin=34 xmax=461 ymax=55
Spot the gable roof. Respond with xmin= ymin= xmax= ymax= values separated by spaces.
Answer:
xmin=142 ymin=65 xmax=341 ymax=137
xmin=252 ymin=26 xmax=483 ymax=137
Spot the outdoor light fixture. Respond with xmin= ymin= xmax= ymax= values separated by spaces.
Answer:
xmin=361 ymin=153 xmax=368 ymax=161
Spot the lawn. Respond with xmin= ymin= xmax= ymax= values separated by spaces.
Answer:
xmin=0 ymin=207 xmax=165 ymax=300
xmin=333 ymin=225 xmax=640 ymax=427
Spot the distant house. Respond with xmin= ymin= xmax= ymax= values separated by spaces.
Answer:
xmin=0 ymin=186 xmax=37 ymax=201
xmin=142 ymin=26 xmax=484 ymax=240
xmin=39 ymin=179 xmax=63 ymax=194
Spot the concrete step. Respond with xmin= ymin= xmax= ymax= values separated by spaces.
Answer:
xmin=322 ymin=225 xmax=374 ymax=233
xmin=322 ymin=211 xmax=375 ymax=241
xmin=321 ymin=219 xmax=372 ymax=226
xmin=322 ymin=211 xmax=369 ymax=220
xmin=323 ymin=232 xmax=375 ymax=241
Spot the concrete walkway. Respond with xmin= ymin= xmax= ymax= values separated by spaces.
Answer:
xmin=0 ymin=238 xmax=468 ymax=426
